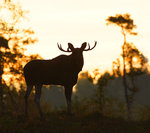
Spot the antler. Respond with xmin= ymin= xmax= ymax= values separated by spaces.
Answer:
xmin=83 ymin=41 xmax=97 ymax=51
xmin=57 ymin=43 xmax=72 ymax=52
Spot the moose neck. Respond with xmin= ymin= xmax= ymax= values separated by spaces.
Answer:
xmin=70 ymin=52 xmax=84 ymax=72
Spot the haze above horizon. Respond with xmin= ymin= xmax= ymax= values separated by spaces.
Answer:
xmin=20 ymin=0 xmax=150 ymax=72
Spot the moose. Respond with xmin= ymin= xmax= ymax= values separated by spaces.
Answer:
xmin=24 ymin=41 xmax=97 ymax=117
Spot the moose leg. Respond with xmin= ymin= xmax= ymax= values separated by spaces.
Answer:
xmin=64 ymin=85 xmax=73 ymax=114
xmin=24 ymin=85 xmax=33 ymax=116
xmin=35 ymin=84 xmax=43 ymax=118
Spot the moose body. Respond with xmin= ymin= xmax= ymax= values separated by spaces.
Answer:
xmin=24 ymin=55 xmax=81 ymax=86
xmin=24 ymin=42 xmax=96 ymax=117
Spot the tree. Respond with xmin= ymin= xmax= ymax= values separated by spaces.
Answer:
xmin=89 ymin=69 xmax=114 ymax=113
xmin=123 ymin=42 xmax=148 ymax=110
xmin=112 ymin=42 xmax=148 ymax=115
xmin=112 ymin=58 xmax=121 ymax=77
xmin=124 ymin=42 xmax=148 ymax=76
xmin=0 ymin=0 xmax=40 ymax=112
xmin=106 ymin=14 xmax=137 ymax=120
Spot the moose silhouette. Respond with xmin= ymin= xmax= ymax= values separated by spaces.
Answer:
xmin=24 ymin=41 xmax=97 ymax=117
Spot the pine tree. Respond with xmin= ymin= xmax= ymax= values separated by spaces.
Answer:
xmin=106 ymin=14 xmax=137 ymax=120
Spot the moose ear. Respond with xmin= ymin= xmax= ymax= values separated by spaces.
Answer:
xmin=81 ymin=42 xmax=87 ymax=50
xmin=68 ymin=43 xmax=74 ymax=51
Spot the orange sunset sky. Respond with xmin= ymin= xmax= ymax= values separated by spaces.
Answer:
xmin=19 ymin=0 xmax=150 ymax=72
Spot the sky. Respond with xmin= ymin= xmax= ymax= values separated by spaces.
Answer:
xmin=20 ymin=0 xmax=150 ymax=72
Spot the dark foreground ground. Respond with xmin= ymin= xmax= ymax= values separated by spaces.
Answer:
xmin=0 ymin=111 xmax=150 ymax=133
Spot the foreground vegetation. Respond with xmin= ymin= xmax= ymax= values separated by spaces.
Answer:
xmin=0 ymin=110 xmax=150 ymax=133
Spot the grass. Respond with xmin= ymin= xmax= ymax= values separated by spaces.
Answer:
xmin=0 ymin=111 xmax=150 ymax=133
